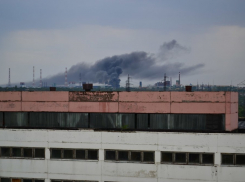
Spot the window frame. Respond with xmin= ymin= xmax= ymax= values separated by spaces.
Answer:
xmin=221 ymin=153 xmax=245 ymax=166
xmin=50 ymin=148 xmax=99 ymax=161
xmin=0 ymin=147 xmax=45 ymax=159
xmin=104 ymin=149 xmax=154 ymax=163
xmin=161 ymin=151 xmax=214 ymax=166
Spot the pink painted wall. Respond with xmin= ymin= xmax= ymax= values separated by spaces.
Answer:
xmin=0 ymin=92 xmax=21 ymax=101
xmin=22 ymin=91 xmax=69 ymax=101
xmin=119 ymin=92 xmax=170 ymax=102
xmin=69 ymin=102 xmax=118 ymax=113
xmin=0 ymin=91 xmax=238 ymax=130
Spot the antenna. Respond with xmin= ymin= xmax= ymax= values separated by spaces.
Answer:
xmin=125 ymin=74 xmax=131 ymax=92
xmin=65 ymin=67 xmax=68 ymax=87
xmin=8 ymin=68 xmax=11 ymax=87
xmin=32 ymin=66 xmax=35 ymax=87
xmin=40 ymin=69 xmax=42 ymax=87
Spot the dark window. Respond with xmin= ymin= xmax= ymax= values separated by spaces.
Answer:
xmin=1 ymin=178 xmax=11 ymax=182
xmin=64 ymin=149 xmax=73 ymax=159
xmin=35 ymin=148 xmax=45 ymax=158
xmin=131 ymin=152 xmax=141 ymax=161
xmin=202 ymin=154 xmax=214 ymax=164
xmin=12 ymin=179 xmax=21 ymax=182
xmin=76 ymin=149 xmax=85 ymax=159
xmin=87 ymin=150 xmax=98 ymax=160
xmin=1 ymin=147 xmax=10 ymax=157
xmin=137 ymin=114 xmax=148 ymax=129
xmin=143 ymin=152 xmax=154 ymax=162
xmin=206 ymin=114 xmax=224 ymax=131
xmin=105 ymin=150 xmax=116 ymax=160
xmin=222 ymin=154 xmax=234 ymax=165
xmin=189 ymin=153 xmax=200 ymax=164
xmin=236 ymin=155 xmax=245 ymax=165
xmin=23 ymin=179 xmax=32 ymax=182
xmin=23 ymin=148 xmax=33 ymax=158
xmin=4 ymin=112 xmax=28 ymax=127
xmin=162 ymin=152 xmax=173 ymax=163
xmin=51 ymin=149 xmax=62 ymax=159
xmin=35 ymin=180 xmax=45 ymax=182
xmin=150 ymin=114 xmax=168 ymax=129
xmin=12 ymin=148 xmax=22 ymax=157
xmin=175 ymin=153 xmax=186 ymax=163
xmin=118 ymin=151 xmax=129 ymax=161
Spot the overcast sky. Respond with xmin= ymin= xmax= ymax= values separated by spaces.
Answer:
xmin=0 ymin=0 xmax=245 ymax=87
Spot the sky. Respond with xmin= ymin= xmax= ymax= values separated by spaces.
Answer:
xmin=0 ymin=0 xmax=245 ymax=87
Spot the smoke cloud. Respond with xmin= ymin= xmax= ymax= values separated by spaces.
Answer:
xmin=42 ymin=40 xmax=204 ymax=87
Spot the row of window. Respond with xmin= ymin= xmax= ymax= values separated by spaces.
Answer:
xmin=0 ymin=147 xmax=45 ymax=158
xmin=0 ymin=179 xmax=96 ymax=182
xmin=51 ymin=149 xmax=98 ymax=160
xmin=0 ymin=112 xmax=225 ymax=131
xmin=1 ymin=147 xmax=245 ymax=166
xmin=161 ymin=152 xmax=214 ymax=165
xmin=222 ymin=154 xmax=245 ymax=165
xmin=0 ymin=179 xmax=44 ymax=182
xmin=105 ymin=150 xmax=154 ymax=162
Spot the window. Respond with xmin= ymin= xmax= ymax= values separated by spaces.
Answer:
xmin=1 ymin=178 xmax=11 ymax=182
xmin=0 ymin=179 xmax=44 ymax=182
xmin=221 ymin=154 xmax=245 ymax=165
xmin=34 ymin=148 xmax=45 ymax=158
xmin=105 ymin=150 xmax=154 ymax=163
xmin=202 ymin=154 xmax=214 ymax=164
xmin=222 ymin=154 xmax=234 ymax=165
xmin=0 ymin=147 xmax=44 ymax=159
xmin=131 ymin=152 xmax=141 ymax=161
xmin=23 ymin=148 xmax=32 ymax=158
xmin=105 ymin=150 xmax=116 ymax=160
xmin=162 ymin=152 xmax=173 ymax=163
xmin=143 ymin=152 xmax=154 ymax=162
xmin=87 ymin=150 xmax=98 ymax=160
xmin=161 ymin=152 xmax=214 ymax=165
xmin=50 ymin=148 xmax=98 ymax=160
xmin=118 ymin=151 xmax=128 ymax=161
xmin=12 ymin=148 xmax=22 ymax=157
xmin=1 ymin=147 xmax=10 ymax=157
xmin=63 ymin=149 xmax=73 ymax=159
xmin=51 ymin=180 xmax=97 ymax=182
xmin=175 ymin=153 xmax=186 ymax=163
xmin=189 ymin=153 xmax=200 ymax=164
xmin=51 ymin=149 xmax=62 ymax=159
xmin=76 ymin=150 xmax=85 ymax=159
xmin=236 ymin=155 xmax=245 ymax=165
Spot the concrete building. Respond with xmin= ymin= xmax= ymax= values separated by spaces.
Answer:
xmin=0 ymin=91 xmax=243 ymax=182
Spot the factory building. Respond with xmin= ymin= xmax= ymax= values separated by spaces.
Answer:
xmin=0 ymin=91 xmax=243 ymax=182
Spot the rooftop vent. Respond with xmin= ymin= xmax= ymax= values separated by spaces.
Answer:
xmin=50 ymin=87 xmax=56 ymax=91
xmin=185 ymin=85 xmax=192 ymax=92
xmin=83 ymin=83 xmax=93 ymax=91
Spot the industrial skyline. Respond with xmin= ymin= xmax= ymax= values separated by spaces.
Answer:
xmin=0 ymin=1 xmax=245 ymax=86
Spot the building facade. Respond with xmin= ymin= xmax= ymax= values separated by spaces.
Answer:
xmin=0 ymin=91 xmax=243 ymax=182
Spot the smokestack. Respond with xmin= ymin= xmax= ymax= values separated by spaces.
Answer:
xmin=164 ymin=73 xmax=166 ymax=91
xmin=179 ymin=72 xmax=180 ymax=86
xmin=8 ymin=68 xmax=11 ymax=87
xmin=40 ymin=69 xmax=42 ymax=87
xmin=65 ymin=67 xmax=68 ymax=87
xmin=33 ymin=66 xmax=35 ymax=87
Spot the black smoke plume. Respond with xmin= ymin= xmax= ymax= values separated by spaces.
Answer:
xmin=42 ymin=40 xmax=204 ymax=87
